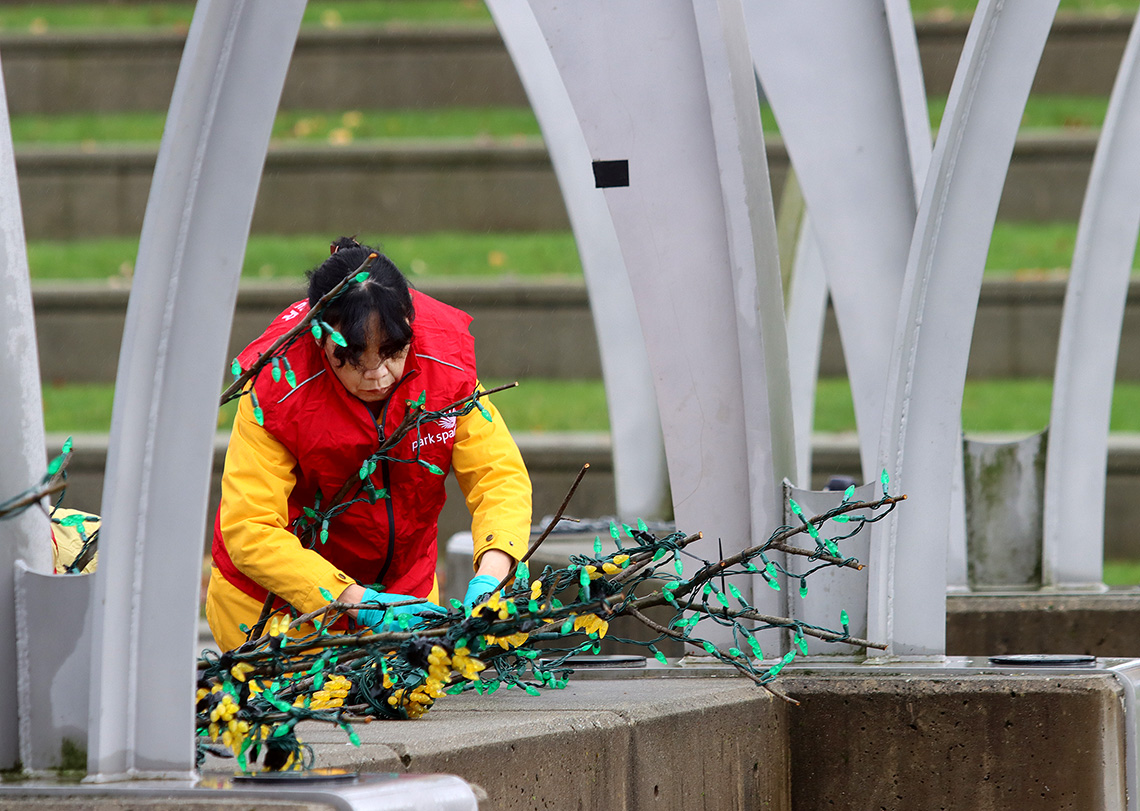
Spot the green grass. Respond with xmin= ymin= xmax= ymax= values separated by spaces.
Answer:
xmin=911 ymin=0 xmax=1139 ymax=14
xmin=41 ymin=378 xmax=1140 ymax=436
xmin=928 ymin=96 xmax=1109 ymax=132
xmin=1105 ymin=560 xmax=1140 ymax=586
xmin=41 ymin=379 xmax=608 ymax=434
xmin=28 ymin=232 xmax=583 ymax=282
xmin=761 ymin=95 xmax=1110 ymax=138
xmin=13 ymin=95 xmax=1103 ymax=148
xmin=9 ymin=108 xmax=542 ymax=147
xmin=22 ymin=223 xmax=1126 ymax=283
xmin=0 ymin=1 xmax=1131 ymax=32
xmin=0 ymin=2 xmax=490 ymax=33
xmin=813 ymin=378 xmax=1140 ymax=434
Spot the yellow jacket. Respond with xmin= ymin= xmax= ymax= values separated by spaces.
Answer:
xmin=206 ymin=384 xmax=531 ymax=652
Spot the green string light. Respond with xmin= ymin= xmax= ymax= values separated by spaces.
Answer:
xmin=190 ymin=476 xmax=902 ymax=772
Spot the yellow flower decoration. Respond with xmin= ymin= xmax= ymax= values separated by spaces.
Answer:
xmin=573 ymin=614 xmax=609 ymax=639
xmin=452 ymin=647 xmax=486 ymax=681
xmin=485 ymin=631 xmax=530 ymax=650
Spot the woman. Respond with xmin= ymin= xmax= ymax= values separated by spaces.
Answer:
xmin=206 ymin=238 xmax=532 ymax=651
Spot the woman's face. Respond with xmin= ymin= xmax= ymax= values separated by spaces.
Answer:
xmin=323 ymin=314 xmax=409 ymax=403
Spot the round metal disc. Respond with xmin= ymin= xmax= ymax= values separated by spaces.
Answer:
xmin=988 ymin=654 xmax=1096 ymax=667
xmin=233 ymin=767 xmax=359 ymax=783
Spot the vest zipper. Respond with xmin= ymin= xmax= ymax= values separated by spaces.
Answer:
xmin=369 ymin=373 xmax=413 ymax=588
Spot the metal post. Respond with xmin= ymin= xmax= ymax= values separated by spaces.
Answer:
xmin=744 ymin=0 xmax=925 ymax=481
xmin=1043 ymin=12 xmax=1140 ymax=590
xmin=485 ymin=1 xmax=670 ymax=520
xmin=86 ymin=0 xmax=306 ymax=779
xmin=870 ymin=0 xmax=1059 ymax=655
xmin=0 ymin=45 xmax=48 ymax=770
xmin=525 ymin=0 xmax=796 ymax=640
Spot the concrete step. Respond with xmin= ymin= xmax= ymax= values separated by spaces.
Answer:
xmin=43 ymin=431 xmax=1140 ymax=559
xmin=11 ymin=132 xmax=1100 ymax=240
xmin=33 ymin=276 xmax=1140 ymax=385
xmin=0 ymin=15 xmax=1127 ymax=116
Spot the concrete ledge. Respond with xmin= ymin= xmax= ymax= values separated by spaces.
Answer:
xmin=13 ymin=135 xmax=1101 ymax=238
xmin=780 ymin=668 xmax=1126 ymax=810
xmin=35 ymin=277 xmax=1140 ymax=384
xmin=45 ymin=431 xmax=616 ymax=556
xmin=947 ymin=590 xmax=1140 ymax=657
xmin=34 ymin=278 xmax=601 ymax=383
xmin=42 ymin=430 xmax=1140 ymax=561
xmin=193 ymin=664 xmax=1129 ymax=811
xmin=0 ymin=16 xmax=1128 ymax=114
xmin=281 ymin=677 xmax=790 ymax=811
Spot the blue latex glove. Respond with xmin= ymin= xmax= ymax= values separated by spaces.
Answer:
xmin=357 ymin=588 xmax=446 ymax=632
xmin=464 ymin=574 xmax=501 ymax=610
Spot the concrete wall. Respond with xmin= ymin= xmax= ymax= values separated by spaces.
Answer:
xmin=33 ymin=278 xmax=1140 ymax=385
xmin=48 ymin=431 xmax=617 ymax=562
xmin=0 ymin=17 xmax=1129 ymax=115
xmin=781 ymin=671 xmax=1126 ymax=810
xmin=947 ymin=592 xmax=1140 ymax=656
xmin=15 ymin=143 xmax=570 ymax=239
xmin=294 ymin=669 xmax=1127 ymax=811
xmin=919 ymin=15 xmax=1131 ymax=97
xmin=9 ymin=136 xmax=1099 ymax=239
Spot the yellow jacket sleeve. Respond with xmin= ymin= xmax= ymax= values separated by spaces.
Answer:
xmin=217 ymin=395 xmax=355 ymax=613
xmin=451 ymin=383 xmax=533 ymax=569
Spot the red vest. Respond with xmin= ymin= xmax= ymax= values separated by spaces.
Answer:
xmin=212 ymin=290 xmax=478 ymax=605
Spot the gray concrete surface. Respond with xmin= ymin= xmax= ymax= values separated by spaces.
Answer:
xmin=184 ymin=664 xmax=1130 ymax=811
xmin=780 ymin=668 xmax=1126 ymax=810
xmin=225 ymin=676 xmax=790 ymax=811
xmin=0 ymin=17 xmax=1127 ymax=116
xmin=35 ymin=279 xmax=601 ymax=384
xmin=947 ymin=590 xmax=1140 ymax=657
xmin=46 ymin=431 xmax=617 ymax=559
xmin=35 ymin=277 xmax=1140 ymax=385
xmin=10 ymin=135 xmax=1102 ymax=239
xmin=42 ymin=430 xmax=1140 ymax=562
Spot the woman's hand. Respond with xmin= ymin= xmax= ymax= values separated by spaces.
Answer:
xmin=337 ymin=584 xmax=445 ymax=630
xmin=464 ymin=549 xmax=517 ymax=609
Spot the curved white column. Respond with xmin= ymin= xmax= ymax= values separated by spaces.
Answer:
xmin=785 ymin=218 xmax=827 ymax=486
xmin=745 ymin=1 xmax=927 ymax=481
xmin=870 ymin=0 xmax=1059 ymax=655
xmin=0 ymin=47 xmax=46 ymax=769
xmin=485 ymin=1 xmax=669 ymax=520
xmin=87 ymin=0 xmax=306 ymax=779
xmin=1043 ymin=14 xmax=1140 ymax=590
xmin=525 ymin=0 xmax=796 ymax=635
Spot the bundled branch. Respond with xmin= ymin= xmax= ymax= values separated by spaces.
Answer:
xmin=195 ymin=475 xmax=905 ymax=772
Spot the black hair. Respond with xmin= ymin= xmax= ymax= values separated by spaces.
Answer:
xmin=306 ymin=237 xmax=415 ymax=367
